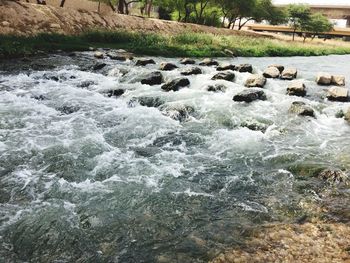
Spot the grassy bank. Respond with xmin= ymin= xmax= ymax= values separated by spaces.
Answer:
xmin=1 ymin=30 xmax=350 ymax=58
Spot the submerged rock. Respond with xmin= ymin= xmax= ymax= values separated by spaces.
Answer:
xmin=289 ymin=101 xmax=314 ymax=117
xmin=217 ymin=63 xmax=236 ymax=71
xmin=199 ymin=58 xmax=219 ymax=66
xmin=207 ymin=84 xmax=227 ymax=92
xmin=327 ymin=87 xmax=349 ymax=102
xmin=236 ymin=64 xmax=253 ymax=73
xmin=140 ymin=71 xmax=164 ymax=85
xmin=106 ymin=89 xmax=125 ymax=97
xmin=316 ymin=73 xmax=332 ymax=85
xmin=233 ymin=89 xmax=267 ymax=103
xmin=318 ymin=169 xmax=348 ymax=184
xmin=135 ymin=59 xmax=156 ymax=66
xmin=241 ymin=119 xmax=269 ymax=132
xmin=281 ymin=67 xmax=297 ymax=80
xmin=159 ymin=62 xmax=178 ymax=71
xmin=331 ymin=75 xmax=346 ymax=86
xmin=245 ymin=74 xmax=266 ymax=88
xmin=180 ymin=58 xmax=196 ymax=65
xmin=211 ymin=72 xmax=235 ymax=81
xmin=94 ymin=51 xmax=104 ymax=59
xmin=159 ymin=104 xmax=195 ymax=122
xmin=161 ymin=78 xmax=190 ymax=91
xmin=181 ymin=67 xmax=202 ymax=76
xmin=263 ymin=66 xmax=280 ymax=78
xmin=136 ymin=96 xmax=164 ymax=108
xmin=287 ymin=81 xmax=306 ymax=97
xmin=56 ymin=105 xmax=80 ymax=114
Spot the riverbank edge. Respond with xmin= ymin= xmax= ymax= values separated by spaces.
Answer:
xmin=2 ymin=30 xmax=350 ymax=59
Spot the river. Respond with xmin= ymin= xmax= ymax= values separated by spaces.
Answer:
xmin=0 ymin=52 xmax=349 ymax=262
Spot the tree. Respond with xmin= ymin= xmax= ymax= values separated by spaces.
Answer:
xmin=300 ymin=13 xmax=333 ymax=42
xmin=287 ymin=4 xmax=311 ymax=41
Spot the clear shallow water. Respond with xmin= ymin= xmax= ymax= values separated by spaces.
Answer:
xmin=0 ymin=53 xmax=349 ymax=262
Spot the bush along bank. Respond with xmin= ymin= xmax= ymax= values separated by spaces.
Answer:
xmin=2 ymin=30 xmax=350 ymax=59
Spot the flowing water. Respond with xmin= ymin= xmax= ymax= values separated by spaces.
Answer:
xmin=0 ymin=52 xmax=349 ymax=262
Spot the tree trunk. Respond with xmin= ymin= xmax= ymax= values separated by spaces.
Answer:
xmin=108 ymin=0 xmax=116 ymax=12
xmin=292 ymin=28 xmax=296 ymax=41
xmin=146 ymin=0 xmax=153 ymax=17
xmin=98 ymin=1 xmax=101 ymax=13
xmin=60 ymin=0 xmax=66 ymax=7
xmin=118 ymin=0 xmax=124 ymax=14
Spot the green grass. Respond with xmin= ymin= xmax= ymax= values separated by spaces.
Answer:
xmin=1 ymin=30 xmax=350 ymax=58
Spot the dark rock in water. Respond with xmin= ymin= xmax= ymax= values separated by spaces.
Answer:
xmin=159 ymin=104 xmax=195 ymax=121
xmin=318 ymin=169 xmax=348 ymax=183
xmin=207 ymin=84 xmax=227 ymax=92
xmin=245 ymin=75 xmax=266 ymax=88
xmin=159 ymin=62 xmax=178 ymax=71
xmin=217 ymin=63 xmax=236 ymax=71
xmin=141 ymin=71 xmax=164 ymax=85
xmin=106 ymin=89 xmax=125 ymax=97
xmin=57 ymin=105 xmax=80 ymax=114
xmin=161 ymin=78 xmax=190 ymax=92
xmin=77 ymin=80 xmax=96 ymax=88
xmin=212 ymin=72 xmax=235 ymax=81
xmin=236 ymin=64 xmax=253 ymax=73
xmin=241 ymin=119 xmax=269 ymax=132
xmin=68 ymin=52 xmax=76 ymax=57
xmin=92 ymin=63 xmax=107 ymax=71
xmin=199 ymin=58 xmax=219 ymax=66
xmin=233 ymin=89 xmax=266 ymax=103
xmin=181 ymin=67 xmax=202 ymax=76
xmin=32 ymin=95 xmax=47 ymax=101
xmin=287 ymin=81 xmax=306 ymax=97
xmin=180 ymin=58 xmax=196 ymax=65
xmin=132 ymin=146 xmax=161 ymax=157
xmin=135 ymin=59 xmax=156 ymax=66
xmin=135 ymin=96 xmax=164 ymax=108
xmin=289 ymin=101 xmax=315 ymax=117
xmin=316 ymin=73 xmax=332 ymax=86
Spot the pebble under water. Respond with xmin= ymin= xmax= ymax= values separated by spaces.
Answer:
xmin=0 ymin=52 xmax=350 ymax=262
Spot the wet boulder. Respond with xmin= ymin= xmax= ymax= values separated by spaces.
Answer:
xmin=140 ymin=71 xmax=164 ymax=85
xmin=263 ymin=66 xmax=280 ymax=78
xmin=287 ymin=81 xmax=306 ymax=97
xmin=236 ymin=64 xmax=253 ymax=73
xmin=107 ymin=52 xmax=132 ymax=61
xmin=56 ymin=105 xmax=80 ymax=114
xmin=245 ymin=75 xmax=266 ymax=88
xmin=327 ymin=87 xmax=349 ymax=102
xmin=199 ymin=58 xmax=219 ymax=66
xmin=106 ymin=89 xmax=125 ymax=97
xmin=207 ymin=84 xmax=227 ymax=92
xmin=344 ymin=108 xmax=350 ymax=122
xmin=217 ymin=63 xmax=236 ymax=71
xmin=331 ymin=75 xmax=345 ymax=86
xmin=92 ymin=62 xmax=107 ymax=71
xmin=133 ymin=96 xmax=164 ymax=108
xmin=281 ymin=67 xmax=297 ymax=80
xmin=180 ymin=58 xmax=196 ymax=65
xmin=161 ymin=78 xmax=190 ymax=92
xmin=316 ymin=73 xmax=332 ymax=86
xmin=212 ymin=72 xmax=235 ymax=81
xmin=159 ymin=62 xmax=178 ymax=71
xmin=159 ymin=104 xmax=195 ymax=122
xmin=135 ymin=59 xmax=156 ymax=66
xmin=181 ymin=67 xmax=202 ymax=76
xmin=289 ymin=101 xmax=314 ymax=117
xmin=94 ymin=51 xmax=104 ymax=59
xmin=269 ymin=64 xmax=284 ymax=73
xmin=233 ymin=89 xmax=267 ymax=103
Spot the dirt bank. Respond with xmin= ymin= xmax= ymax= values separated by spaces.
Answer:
xmin=0 ymin=0 xmax=259 ymax=37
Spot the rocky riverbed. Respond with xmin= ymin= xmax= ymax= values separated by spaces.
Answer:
xmin=0 ymin=51 xmax=349 ymax=262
